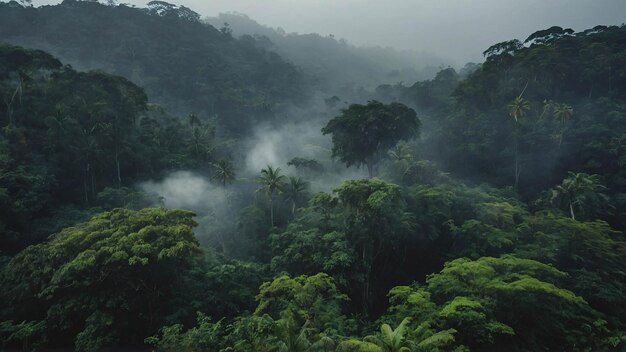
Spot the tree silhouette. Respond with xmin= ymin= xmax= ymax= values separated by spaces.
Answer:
xmin=549 ymin=172 xmax=609 ymax=220
xmin=211 ymin=159 xmax=235 ymax=187
xmin=322 ymin=101 xmax=420 ymax=178
xmin=257 ymin=165 xmax=286 ymax=227
xmin=282 ymin=176 xmax=309 ymax=216
xmin=508 ymin=96 xmax=530 ymax=123
xmin=508 ymin=96 xmax=530 ymax=188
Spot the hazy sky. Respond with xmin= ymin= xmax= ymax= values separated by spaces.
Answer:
xmin=30 ymin=0 xmax=626 ymax=64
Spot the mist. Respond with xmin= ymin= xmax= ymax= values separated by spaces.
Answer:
xmin=244 ymin=118 xmax=368 ymax=193
xmin=139 ymin=170 xmax=227 ymax=210
xmin=29 ymin=0 xmax=626 ymax=65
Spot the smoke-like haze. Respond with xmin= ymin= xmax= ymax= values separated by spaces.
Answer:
xmin=139 ymin=171 xmax=238 ymax=253
xmin=139 ymin=171 xmax=227 ymax=211
xmin=30 ymin=0 xmax=626 ymax=65
xmin=245 ymin=122 xmax=328 ymax=174
xmin=243 ymin=104 xmax=369 ymax=193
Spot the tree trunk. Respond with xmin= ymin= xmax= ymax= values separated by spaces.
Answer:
xmin=362 ymin=245 xmax=369 ymax=315
xmin=6 ymin=78 xmax=23 ymax=125
xmin=513 ymin=127 xmax=521 ymax=189
xmin=115 ymin=145 xmax=121 ymax=188
xmin=269 ymin=195 xmax=274 ymax=227
xmin=366 ymin=161 xmax=374 ymax=178
xmin=84 ymin=162 xmax=90 ymax=204
xmin=569 ymin=202 xmax=576 ymax=221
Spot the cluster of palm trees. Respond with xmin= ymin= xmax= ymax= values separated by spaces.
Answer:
xmin=257 ymin=165 xmax=309 ymax=226
xmin=548 ymin=171 xmax=609 ymax=221
xmin=507 ymin=94 xmax=574 ymax=188
xmin=208 ymin=162 xmax=309 ymax=226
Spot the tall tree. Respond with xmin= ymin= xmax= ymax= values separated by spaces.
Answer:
xmin=508 ymin=96 xmax=530 ymax=123
xmin=322 ymin=101 xmax=420 ymax=178
xmin=548 ymin=172 xmax=610 ymax=220
xmin=335 ymin=178 xmax=410 ymax=314
xmin=210 ymin=159 xmax=235 ymax=187
xmin=282 ymin=176 xmax=309 ymax=216
xmin=257 ymin=165 xmax=286 ymax=227
xmin=508 ymin=95 xmax=530 ymax=188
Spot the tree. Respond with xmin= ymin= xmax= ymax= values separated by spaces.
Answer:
xmin=254 ymin=273 xmax=349 ymax=334
xmin=210 ymin=159 xmax=235 ymax=186
xmin=366 ymin=318 xmax=411 ymax=352
xmin=482 ymin=39 xmax=523 ymax=59
xmin=553 ymin=103 xmax=574 ymax=145
xmin=524 ymin=26 xmax=575 ymax=45
xmin=0 ymin=208 xmax=205 ymax=351
xmin=541 ymin=101 xmax=574 ymax=145
xmin=334 ymin=178 xmax=411 ymax=314
xmin=553 ymin=103 xmax=574 ymax=126
xmin=425 ymin=255 xmax=603 ymax=350
xmin=0 ymin=45 xmax=61 ymax=126
xmin=507 ymin=95 xmax=530 ymax=188
xmin=508 ymin=96 xmax=530 ymax=123
xmin=257 ymin=165 xmax=286 ymax=227
xmin=322 ymin=101 xmax=420 ymax=178
xmin=282 ymin=176 xmax=309 ymax=215
xmin=548 ymin=172 xmax=610 ymax=220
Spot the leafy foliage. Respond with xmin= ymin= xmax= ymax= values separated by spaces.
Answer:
xmin=0 ymin=208 xmax=205 ymax=351
xmin=322 ymin=101 xmax=420 ymax=177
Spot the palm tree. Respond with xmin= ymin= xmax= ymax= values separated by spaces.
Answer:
xmin=210 ymin=159 xmax=236 ymax=186
xmin=389 ymin=143 xmax=415 ymax=183
xmin=274 ymin=313 xmax=314 ymax=352
xmin=282 ymin=177 xmax=309 ymax=216
xmin=553 ymin=103 xmax=574 ymax=145
xmin=549 ymin=172 xmax=609 ymax=220
xmin=364 ymin=318 xmax=412 ymax=352
xmin=508 ymin=96 xmax=530 ymax=122
xmin=508 ymin=96 xmax=530 ymax=188
xmin=553 ymin=103 xmax=573 ymax=125
xmin=388 ymin=142 xmax=413 ymax=162
xmin=257 ymin=165 xmax=286 ymax=227
xmin=187 ymin=113 xmax=215 ymax=162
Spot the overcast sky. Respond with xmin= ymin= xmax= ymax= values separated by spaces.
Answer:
xmin=30 ymin=0 xmax=626 ymax=65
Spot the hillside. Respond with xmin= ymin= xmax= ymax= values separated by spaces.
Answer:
xmin=206 ymin=12 xmax=446 ymax=95
xmin=0 ymin=0 xmax=305 ymax=134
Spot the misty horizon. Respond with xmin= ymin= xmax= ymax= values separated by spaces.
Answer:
xmin=27 ymin=0 xmax=626 ymax=65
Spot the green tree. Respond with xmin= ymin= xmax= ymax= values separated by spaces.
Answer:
xmin=211 ymin=159 xmax=236 ymax=186
xmin=515 ymin=214 xmax=626 ymax=324
xmin=507 ymin=95 xmax=530 ymax=188
xmin=426 ymin=255 xmax=604 ymax=350
xmin=257 ymin=165 xmax=287 ymax=227
xmin=334 ymin=178 xmax=411 ymax=314
xmin=254 ymin=273 xmax=348 ymax=332
xmin=553 ymin=103 xmax=573 ymax=145
xmin=0 ymin=208 xmax=206 ymax=351
xmin=365 ymin=318 xmax=411 ymax=352
xmin=0 ymin=44 xmax=61 ymax=126
xmin=508 ymin=96 xmax=530 ymax=123
xmin=322 ymin=101 xmax=420 ymax=177
xmin=548 ymin=172 xmax=609 ymax=220
xmin=553 ymin=103 xmax=574 ymax=126
xmin=282 ymin=176 xmax=309 ymax=215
